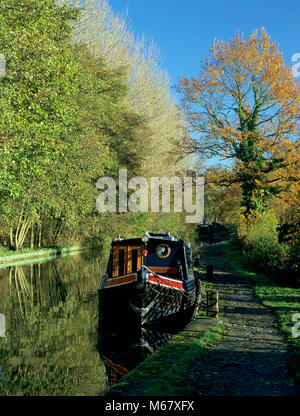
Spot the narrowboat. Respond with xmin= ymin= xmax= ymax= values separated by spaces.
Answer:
xmin=99 ymin=232 xmax=201 ymax=326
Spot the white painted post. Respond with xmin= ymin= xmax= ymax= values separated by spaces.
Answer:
xmin=0 ymin=54 xmax=6 ymax=77
xmin=206 ymin=290 xmax=219 ymax=318
xmin=0 ymin=313 xmax=6 ymax=337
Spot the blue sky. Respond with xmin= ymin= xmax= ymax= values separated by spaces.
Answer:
xmin=108 ymin=0 xmax=300 ymax=93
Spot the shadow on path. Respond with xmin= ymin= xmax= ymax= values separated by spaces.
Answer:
xmin=187 ymin=241 xmax=300 ymax=396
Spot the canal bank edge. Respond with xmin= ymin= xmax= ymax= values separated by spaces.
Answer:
xmin=0 ymin=246 xmax=87 ymax=268
xmin=106 ymin=318 xmax=226 ymax=396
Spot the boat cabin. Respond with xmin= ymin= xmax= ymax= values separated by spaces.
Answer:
xmin=106 ymin=232 xmax=192 ymax=280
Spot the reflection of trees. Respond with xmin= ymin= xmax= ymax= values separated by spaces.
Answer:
xmin=2 ymin=253 xmax=108 ymax=395
xmin=6 ymin=252 xmax=107 ymax=323
xmin=48 ymin=263 xmax=67 ymax=306
xmin=6 ymin=252 xmax=108 ymax=326
xmin=8 ymin=263 xmax=68 ymax=321
xmin=9 ymin=266 xmax=33 ymax=319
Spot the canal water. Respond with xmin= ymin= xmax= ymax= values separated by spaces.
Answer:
xmin=0 ymin=250 xmax=176 ymax=396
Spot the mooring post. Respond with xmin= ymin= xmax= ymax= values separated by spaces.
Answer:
xmin=206 ymin=290 xmax=219 ymax=318
xmin=206 ymin=264 xmax=213 ymax=279
xmin=194 ymin=255 xmax=200 ymax=267
xmin=0 ymin=313 xmax=5 ymax=337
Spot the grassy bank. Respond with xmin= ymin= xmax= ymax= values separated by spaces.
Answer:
xmin=107 ymin=319 xmax=226 ymax=396
xmin=224 ymin=242 xmax=300 ymax=385
xmin=0 ymin=245 xmax=89 ymax=268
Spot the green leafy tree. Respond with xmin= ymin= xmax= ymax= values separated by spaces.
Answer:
xmin=0 ymin=0 xmax=83 ymax=248
xmin=0 ymin=0 xmax=144 ymax=249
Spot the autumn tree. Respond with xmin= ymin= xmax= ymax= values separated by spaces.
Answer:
xmin=177 ymin=28 xmax=300 ymax=215
xmin=203 ymin=166 xmax=242 ymax=224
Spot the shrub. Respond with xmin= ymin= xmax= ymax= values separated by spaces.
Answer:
xmin=288 ymin=234 xmax=300 ymax=273
xmin=238 ymin=210 xmax=288 ymax=273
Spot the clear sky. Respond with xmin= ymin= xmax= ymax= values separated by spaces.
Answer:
xmin=108 ymin=0 xmax=300 ymax=92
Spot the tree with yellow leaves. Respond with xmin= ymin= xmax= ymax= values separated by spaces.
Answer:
xmin=177 ymin=28 xmax=300 ymax=215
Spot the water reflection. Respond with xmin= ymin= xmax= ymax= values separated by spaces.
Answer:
xmin=97 ymin=315 xmax=179 ymax=388
xmin=0 ymin=251 xmax=182 ymax=395
xmin=97 ymin=288 xmax=187 ymax=389
xmin=0 ymin=251 xmax=108 ymax=395
xmin=8 ymin=263 xmax=68 ymax=320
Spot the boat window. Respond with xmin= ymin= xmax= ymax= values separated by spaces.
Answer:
xmin=131 ymin=249 xmax=138 ymax=272
xmin=156 ymin=244 xmax=171 ymax=259
xmin=118 ymin=249 xmax=125 ymax=276
xmin=112 ymin=244 xmax=142 ymax=277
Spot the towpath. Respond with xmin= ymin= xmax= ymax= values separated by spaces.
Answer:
xmin=187 ymin=241 xmax=299 ymax=396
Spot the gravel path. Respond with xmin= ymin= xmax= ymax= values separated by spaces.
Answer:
xmin=187 ymin=241 xmax=300 ymax=396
